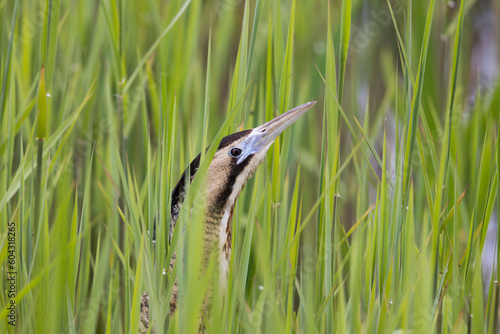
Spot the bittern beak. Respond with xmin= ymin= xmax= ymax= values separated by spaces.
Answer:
xmin=234 ymin=101 xmax=317 ymax=164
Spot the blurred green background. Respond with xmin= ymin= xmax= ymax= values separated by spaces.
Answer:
xmin=1 ymin=0 xmax=499 ymax=333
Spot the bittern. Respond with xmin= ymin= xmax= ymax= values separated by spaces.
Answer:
xmin=140 ymin=101 xmax=317 ymax=332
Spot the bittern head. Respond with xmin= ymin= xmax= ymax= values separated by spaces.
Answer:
xmin=203 ymin=101 xmax=317 ymax=212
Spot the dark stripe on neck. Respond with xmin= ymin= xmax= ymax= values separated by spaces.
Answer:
xmin=212 ymin=154 xmax=253 ymax=212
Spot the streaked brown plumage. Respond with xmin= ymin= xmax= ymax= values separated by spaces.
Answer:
xmin=140 ymin=101 xmax=316 ymax=333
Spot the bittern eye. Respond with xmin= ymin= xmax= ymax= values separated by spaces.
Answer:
xmin=229 ymin=147 xmax=242 ymax=158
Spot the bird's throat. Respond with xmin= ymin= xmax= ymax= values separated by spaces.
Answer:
xmin=218 ymin=205 xmax=234 ymax=286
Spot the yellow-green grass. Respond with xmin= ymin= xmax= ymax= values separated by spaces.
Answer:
xmin=1 ymin=0 xmax=499 ymax=333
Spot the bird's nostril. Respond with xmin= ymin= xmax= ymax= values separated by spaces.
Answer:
xmin=261 ymin=129 xmax=266 ymax=132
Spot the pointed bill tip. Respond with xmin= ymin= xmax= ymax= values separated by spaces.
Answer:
xmin=291 ymin=101 xmax=317 ymax=114
xmin=235 ymin=101 xmax=318 ymax=164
